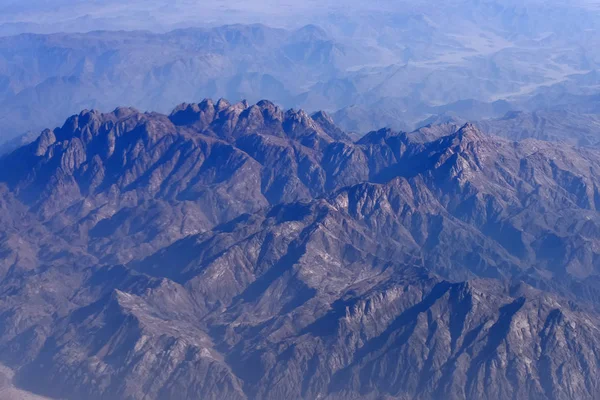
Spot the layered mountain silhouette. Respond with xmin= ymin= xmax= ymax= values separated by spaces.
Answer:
xmin=1 ymin=99 xmax=600 ymax=399
xmin=2 ymin=13 xmax=600 ymax=142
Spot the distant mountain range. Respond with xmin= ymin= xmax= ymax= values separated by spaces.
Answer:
xmin=0 ymin=24 xmax=360 ymax=139
xmin=1 ymin=99 xmax=600 ymax=399
xmin=1 ymin=5 xmax=600 ymax=142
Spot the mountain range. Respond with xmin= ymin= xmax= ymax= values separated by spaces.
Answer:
xmin=2 ymin=0 xmax=600 ymax=142
xmin=0 ymin=98 xmax=600 ymax=399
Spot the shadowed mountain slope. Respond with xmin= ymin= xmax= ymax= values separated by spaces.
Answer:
xmin=1 ymin=99 xmax=600 ymax=399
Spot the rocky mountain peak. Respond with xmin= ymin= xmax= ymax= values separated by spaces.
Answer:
xmin=169 ymin=98 xmax=344 ymax=146
xmin=255 ymin=99 xmax=282 ymax=121
xmin=311 ymin=110 xmax=352 ymax=142
xmin=311 ymin=110 xmax=333 ymax=124
xmin=199 ymin=98 xmax=215 ymax=110
xmin=215 ymin=97 xmax=231 ymax=111
xmin=357 ymin=127 xmax=404 ymax=145
xmin=456 ymin=122 xmax=486 ymax=141
xmin=2 ymin=100 xmax=600 ymax=400
xmin=291 ymin=24 xmax=330 ymax=42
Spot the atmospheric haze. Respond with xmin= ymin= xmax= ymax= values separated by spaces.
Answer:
xmin=0 ymin=0 xmax=599 ymax=140
xmin=1 ymin=2 xmax=600 ymax=400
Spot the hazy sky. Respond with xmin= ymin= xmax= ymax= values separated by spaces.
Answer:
xmin=2 ymin=0 xmax=598 ymax=35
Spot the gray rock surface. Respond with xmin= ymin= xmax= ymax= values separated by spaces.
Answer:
xmin=1 ymin=99 xmax=600 ymax=399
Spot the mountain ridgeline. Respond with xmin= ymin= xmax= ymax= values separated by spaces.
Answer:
xmin=1 ymin=99 xmax=600 ymax=399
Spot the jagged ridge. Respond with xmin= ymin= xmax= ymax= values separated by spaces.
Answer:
xmin=0 ymin=99 xmax=600 ymax=399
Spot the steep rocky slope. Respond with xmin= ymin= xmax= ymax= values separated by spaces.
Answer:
xmin=1 ymin=99 xmax=600 ymax=399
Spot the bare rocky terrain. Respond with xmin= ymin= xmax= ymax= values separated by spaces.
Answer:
xmin=0 ymin=364 xmax=51 ymax=400
xmin=1 ymin=99 xmax=600 ymax=399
